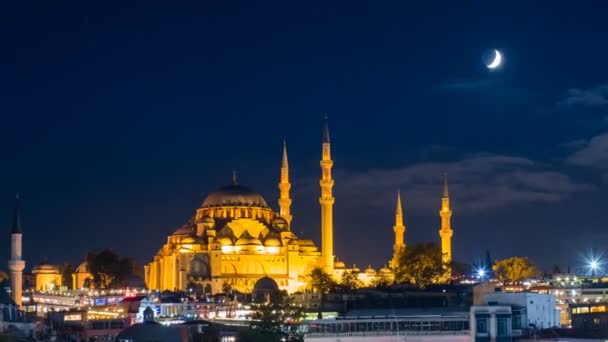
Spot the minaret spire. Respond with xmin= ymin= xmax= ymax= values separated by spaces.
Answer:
xmin=323 ymin=113 xmax=330 ymax=144
xmin=439 ymin=174 xmax=453 ymax=278
xmin=8 ymin=193 xmax=25 ymax=307
xmin=319 ymin=115 xmax=335 ymax=273
xmin=232 ymin=171 xmax=238 ymax=185
xmin=11 ymin=193 xmax=22 ymax=234
xmin=395 ymin=189 xmax=403 ymax=225
xmin=391 ymin=190 xmax=406 ymax=269
xmin=278 ymin=140 xmax=292 ymax=226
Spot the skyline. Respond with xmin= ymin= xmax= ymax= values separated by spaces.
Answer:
xmin=3 ymin=2 xmax=608 ymax=271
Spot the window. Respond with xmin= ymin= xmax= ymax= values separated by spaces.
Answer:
xmin=497 ymin=317 xmax=509 ymax=337
xmin=512 ymin=314 xmax=522 ymax=329
xmin=476 ymin=317 xmax=488 ymax=334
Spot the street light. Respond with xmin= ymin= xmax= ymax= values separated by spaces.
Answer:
xmin=475 ymin=266 xmax=488 ymax=280
xmin=582 ymin=251 xmax=605 ymax=277
xmin=589 ymin=260 xmax=599 ymax=272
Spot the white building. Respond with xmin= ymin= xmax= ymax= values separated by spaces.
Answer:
xmin=470 ymin=305 xmax=512 ymax=341
xmin=483 ymin=292 xmax=559 ymax=329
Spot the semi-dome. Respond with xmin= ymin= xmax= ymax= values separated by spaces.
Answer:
xmin=201 ymin=183 xmax=269 ymax=208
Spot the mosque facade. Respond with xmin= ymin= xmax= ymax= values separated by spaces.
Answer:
xmin=143 ymin=119 xmax=454 ymax=294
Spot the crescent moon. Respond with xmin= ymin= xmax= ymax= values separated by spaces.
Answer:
xmin=487 ymin=49 xmax=502 ymax=69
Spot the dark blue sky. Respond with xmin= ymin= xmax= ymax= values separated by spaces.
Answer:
xmin=2 ymin=2 xmax=608 ymax=272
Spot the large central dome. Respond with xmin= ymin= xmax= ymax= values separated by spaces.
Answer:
xmin=201 ymin=183 xmax=269 ymax=208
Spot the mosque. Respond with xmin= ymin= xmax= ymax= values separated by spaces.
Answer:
xmin=143 ymin=119 xmax=455 ymax=294
xmin=4 ymin=119 xmax=454 ymax=304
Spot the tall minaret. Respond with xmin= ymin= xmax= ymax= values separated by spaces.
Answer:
xmin=8 ymin=194 xmax=25 ymax=307
xmin=391 ymin=190 xmax=406 ymax=269
xmin=278 ymin=140 xmax=292 ymax=226
xmin=439 ymin=175 xmax=453 ymax=269
xmin=319 ymin=116 xmax=335 ymax=273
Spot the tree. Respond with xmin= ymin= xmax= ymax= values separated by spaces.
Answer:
xmin=240 ymin=291 xmax=305 ymax=342
xmin=58 ymin=262 xmax=74 ymax=290
xmin=338 ymin=269 xmax=362 ymax=292
xmin=451 ymin=261 xmax=472 ymax=278
xmin=0 ymin=271 xmax=8 ymax=290
xmin=86 ymin=249 xmax=136 ymax=289
xmin=370 ymin=274 xmax=393 ymax=289
xmin=394 ymin=242 xmax=447 ymax=288
xmin=309 ymin=267 xmax=336 ymax=294
xmin=492 ymin=257 xmax=539 ymax=284
xmin=308 ymin=267 xmax=337 ymax=319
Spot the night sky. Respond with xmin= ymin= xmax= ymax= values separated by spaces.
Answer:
xmin=2 ymin=2 xmax=608 ymax=273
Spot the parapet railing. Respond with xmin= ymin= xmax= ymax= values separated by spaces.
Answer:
xmin=305 ymin=330 xmax=471 ymax=338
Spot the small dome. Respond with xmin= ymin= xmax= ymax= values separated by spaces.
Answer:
xmin=379 ymin=267 xmax=392 ymax=274
xmin=75 ymin=261 xmax=89 ymax=274
xmin=235 ymin=236 xmax=262 ymax=246
xmin=33 ymin=262 xmax=60 ymax=274
xmin=335 ymin=261 xmax=346 ymax=269
xmin=264 ymin=237 xmax=281 ymax=247
xmin=181 ymin=237 xmax=196 ymax=244
xmin=298 ymin=239 xmax=315 ymax=247
xmin=217 ymin=237 xmax=233 ymax=246
xmin=365 ymin=265 xmax=376 ymax=274
xmin=201 ymin=183 xmax=268 ymax=208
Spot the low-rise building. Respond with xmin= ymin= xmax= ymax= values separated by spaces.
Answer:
xmin=0 ymin=288 xmax=36 ymax=339
xmin=483 ymin=292 xmax=559 ymax=329
xmin=570 ymin=302 xmax=608 ymax=337
xmin=470 ymin=305 xmax=513 ymax=341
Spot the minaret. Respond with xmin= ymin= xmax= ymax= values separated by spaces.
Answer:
xmin=8 ymin=194 xmax=25 ymax=307
xmin=319 ymin=116 xmax=335 ymax=273
xmin=278 ymin=140 xmax=292 ymax=226
xmin=391 ymin=190 xmax=406 ymax=269
xmin=439 ymin=174 xmax=453 ymax=269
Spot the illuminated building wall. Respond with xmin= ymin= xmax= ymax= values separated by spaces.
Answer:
xmin=72 ymin=261 xmax=93 ymax=290
xmin=32 ymin=262 xmax=62 ymax=291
